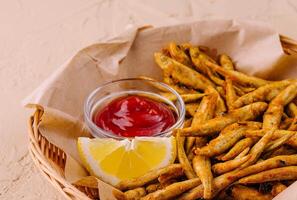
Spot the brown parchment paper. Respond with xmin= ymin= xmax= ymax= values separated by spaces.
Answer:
xmin=23 ymin=19 xmax=297 ymax=199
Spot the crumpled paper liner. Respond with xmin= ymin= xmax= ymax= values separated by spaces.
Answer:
xmin=23 ymin=19 xmax=297 ymax=199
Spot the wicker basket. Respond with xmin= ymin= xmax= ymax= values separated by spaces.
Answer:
xmin=28 ymin=35 xmax=297 ymax=200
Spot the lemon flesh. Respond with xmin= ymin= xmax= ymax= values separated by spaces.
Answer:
xmin=77 ymin=137 xmax=176 ymax=186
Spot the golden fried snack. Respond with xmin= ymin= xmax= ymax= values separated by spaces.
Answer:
xmin=256 ymin=159 xmax=264 ymax=164
xmin=176 ymin=131 xmax=197 ymax=179
xmin=245 ymin=129 xmax=297 ymax=149
xmin=194 ymin=123 xmax=258 ymax=157
xmin=216 ymin=86 xmax=226 ymax=98
xmin=187 ymin=149 xmax=195 ymax=161
xmin=263 ymin=81 xmax=297 ymax=129
xmin=215 ymin=153 xmax=226 ymax=161
xmin=116 ymin=164 xmax=182 ymax=190
xmin=241 ymin=129 xmax=276 ymax=168
xmin=212 ymin=155 xmax=251 ymax=175
xmin=124 ymin=187 xmax=147 ymax=200
xmin=160 ymin=178 xmax=178 ymax=188
xmin=205 ymin=60 xmax=270 ymax=87
xmin=244 ymin=129 xmax=294 ymax=138
xmin=157 ymin=166 xmax=184 ymax=185
xmin=232 ymin=80 xmax=291 ymax=109
xmin=185 ymin=137 xmax=196 ymax=155
xmin=183 ymin=118 xmax=193 ymax=128
xmin=271 ymin=182 xmax=287 ymax=197
xmin=185 ymin=103 xmax=199 ymax=117
xmin=113 ymin=190 xmax=129 ymax=200
xmin=140 ymin=178 xmax=201 ymax=200
xmin=179 ymin=102 xmax=267 ymax=136
xmin=123 ymin=43 xmax=297 ymax=200
xmin=280 ymin=117 xmax=294 ymax=129
xmin=225 ymin=78 xmax=237 ymax=110
xmin=220 ymin=54 xmax=238 ymax=110
xmin=186 ymin=140 xmax=199 ymax=155
xmin=139 ymin=75 xmax=171 ymax=92
xmin=199 ymin=57 xmax=224 ymax=86
xmin=289 ymin=116 xmax=297 ymax=130
xmin=160 ymin=49 xmax=225 ymax=116
xmin=237 ymin=121 xmax=263 ymax=128
xmin=168 ymin=42 xmax=192 ymax=67
xmin=160 ymin=93 xmax=205 ymax=103
xmin=221 ymin=138 xmax=255 ymax=161
xmin=169 ymin=84 xmax=197 ymax=94
xmin=234 ymin=147 xmax=251 ymax=159
xmin=219 ymin=54 xmax=234 ymax=71
xmin=235 ymin=84 xmax=256 ymax=94
xmin=177 ymin=172 xmax=233 ymax=200
xmin=154 ymin=53 xmax=214 ymax=90
xmin=185 ymin=90 xmax=217 ymax=153
xmin=198 ymin=53 xmax=225 ymax=86
xmin=189 ymin=46 xmax=209 ymax=75
xmin=195 ymin=137 xmax=208 ymax=148
xmin=181 ymin=93 xmax=205 ymax=102
xmin=139 ymin=75 xmax=196 ymax=94
xmin=145 ymin=183 xmax=161 ymax=193
xmin=235 ymin=155 xmax=297 ymax=179
xmin=286 ymin=118 xmax=297 ymax=148
xmin=178 ymin=155 xmax=297 ymax=200
xmin=180 ymin=43 xmax=192 ymax=51
xmin=238 ymin=166 xmax=297 ymax=184
xmin=233 ymin=85 xmax=246 ymax=96
xmin=191 ymin=90 xmax=217 ymax=127
xmin=189 ymin=47 xmax=224 ymax=87
xmin=287 ymin=102 xmax=297 ymax=117
xmin=229 ymin=185 xmax=273 ymax=200
xmin=268 ymin=145 xmax=297 ymax=158
xmin=206 ymin=86 xmax=227 ymax=116
xmin=264 ymin=132 xmax=295 ymax=152
xmin=193 ymin=155 xmax=213 ymax=199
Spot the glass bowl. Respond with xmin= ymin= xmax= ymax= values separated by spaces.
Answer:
xmin=84 ymin=77 xmax=185 ymax=139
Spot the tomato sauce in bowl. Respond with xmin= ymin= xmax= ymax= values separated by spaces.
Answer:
xmin=93 ymin=95 xmax=176 ymax=137
xmin=84 ymin=78 xmax=185 ymax=139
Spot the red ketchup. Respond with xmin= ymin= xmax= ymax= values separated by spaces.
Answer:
xmin=93 ymin=95 xmax=176 ymax=137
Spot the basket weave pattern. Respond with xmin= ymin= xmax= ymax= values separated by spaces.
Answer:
xmin=28 ymin=36 xmax=297 ymax=200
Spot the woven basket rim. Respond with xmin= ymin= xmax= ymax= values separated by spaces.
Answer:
xmin=28 ymin=35 xmax=297 ymax=200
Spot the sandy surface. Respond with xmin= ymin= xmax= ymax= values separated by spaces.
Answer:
xmin=1 ymin=0 xmax=297 ymax=199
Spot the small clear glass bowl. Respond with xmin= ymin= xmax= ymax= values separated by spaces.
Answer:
xmin=84 ymin=78 xmax=185 ymax=139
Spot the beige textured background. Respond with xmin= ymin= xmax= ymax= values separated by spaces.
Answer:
xmin=1 ymin=0 xmax=297 ymax=199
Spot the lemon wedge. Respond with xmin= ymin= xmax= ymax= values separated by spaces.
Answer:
xmin=77 ymin=137 xmax=176 ymax=186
